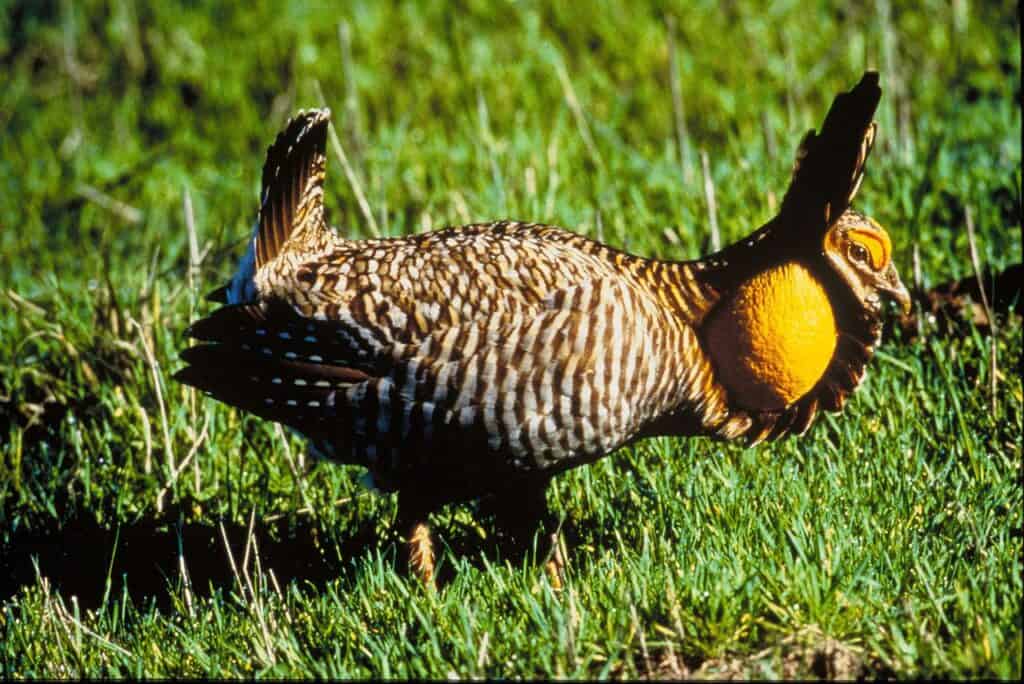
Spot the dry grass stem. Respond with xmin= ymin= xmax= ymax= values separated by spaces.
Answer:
xmin=76 ymin=184 xmax=142 ymax=224
xmin=314 ymin=79 xmax=380 ymax=238
xmin=700 ymin=150 xmax=721 ymax=251
xmin=964 ymin=205 xmax=998 ymax=416
xmin=551 ymin=52 xmax=604 ymax=172
xmin=666 ymin=14 xmax=693 ymax=183
xmin=130 ymin=317 xmax=175 ymax=510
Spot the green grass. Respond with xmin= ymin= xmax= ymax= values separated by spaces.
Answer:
xmin=1 ymin=0 xmax=1020 ymax=678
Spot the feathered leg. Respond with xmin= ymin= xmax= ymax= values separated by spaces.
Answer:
xmin=397 ymin=491 xmax=435 ymax=588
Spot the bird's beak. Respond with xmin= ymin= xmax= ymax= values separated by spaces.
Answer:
xmin=881 ymin=263 xmax=912 ymax=314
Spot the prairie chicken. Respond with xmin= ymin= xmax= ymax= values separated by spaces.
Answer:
xmin=176 ymin=72 xmax=910 ymax=585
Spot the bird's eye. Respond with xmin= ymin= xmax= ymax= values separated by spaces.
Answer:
xmin=848 ymin=242 xmax=869 ymax=265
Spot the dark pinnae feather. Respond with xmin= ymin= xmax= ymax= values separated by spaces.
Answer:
xmin=781 ymin=71 xmax=881 ymax=228
xmin=693 ymin=71 xmax=882 ymax=293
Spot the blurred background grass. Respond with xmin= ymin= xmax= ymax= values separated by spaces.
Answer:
xmin=0 ymin=0 xmax=1020 ymax=678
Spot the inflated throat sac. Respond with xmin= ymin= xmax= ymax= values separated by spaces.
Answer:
xmin=705 ymin=262 xmax=837 ymax=411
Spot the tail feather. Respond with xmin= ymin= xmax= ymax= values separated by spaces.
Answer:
xmin=185 ymin=301 xmax=378 ymax=368
xmin=175 ymin=345 xmax=367 ymax=427
xmin=223 ymin=109 xmax=332 ymax=305
xmin=175 ymin=301 xmax=373 ymax=432
xmin=204 ymin=285 xmax=229 ymax=303
xmin=255 ymin=108 xmax=332 ymax=270
xmin=179 ymin=109 xmax=363 ymax=440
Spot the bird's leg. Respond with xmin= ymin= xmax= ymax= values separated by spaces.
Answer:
xmin=488 ymin=475 xmax=565 ymax=589
xmin=544 ymin=522 xmax=566 ymax=591
xmin=397 ymin=491 xmax=435 ymax=588
xmin=408 ymin=520 xmax=435 ymax=587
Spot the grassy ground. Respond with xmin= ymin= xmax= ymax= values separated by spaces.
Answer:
xmin=1 ymin=0 xmax=1020 ymax=678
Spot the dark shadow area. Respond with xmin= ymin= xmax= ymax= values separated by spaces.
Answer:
xmin=0 ymin=500 xmax=590 ymax=610
xmin=0 ymin=512 xmax=385 ymax=611
xmin=432 ymin=514 xmax=587 ymax=589
xmin=887 ymin=262 xmax=1022 ymax=340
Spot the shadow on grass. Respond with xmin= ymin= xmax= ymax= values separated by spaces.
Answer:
xmin=0 ymin=511 xmax=388 ymax=611
xmin=0 ymin=502 xmax=590 ymax=610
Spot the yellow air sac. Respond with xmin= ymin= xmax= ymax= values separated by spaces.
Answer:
xmin=705 ymin=262 xmax=837 ymax=411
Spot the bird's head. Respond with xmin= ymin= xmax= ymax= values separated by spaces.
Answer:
xmin=823 ymin=210 xmax=911 ymax=315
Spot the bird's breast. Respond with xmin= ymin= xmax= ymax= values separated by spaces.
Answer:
xmin=704 ymin=262 xmax=837 ymax=411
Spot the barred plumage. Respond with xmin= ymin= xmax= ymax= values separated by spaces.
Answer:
xmin=186 ymin=222 xmax=726 ymax=492
xmin=176 ymin=72 xmax=910 ymax=584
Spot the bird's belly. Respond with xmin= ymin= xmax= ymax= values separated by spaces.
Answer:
xmin=704 ymin=262 xmax=837 ymax=411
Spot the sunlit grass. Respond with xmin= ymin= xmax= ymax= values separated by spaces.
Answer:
xmin=1 ymin=0 xmax=1020 ymax=678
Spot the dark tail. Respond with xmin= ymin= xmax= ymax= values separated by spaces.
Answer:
xmin=178 ymin=109 xmax=369 ymax=434
xmin=173 ymin=302 xmax=371 ymax=433
xmin=255 ymin=108 xmax=332 ymax=270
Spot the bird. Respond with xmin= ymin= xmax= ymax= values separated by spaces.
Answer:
xmin=175 ymin=71 xmax=911 ymax=587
